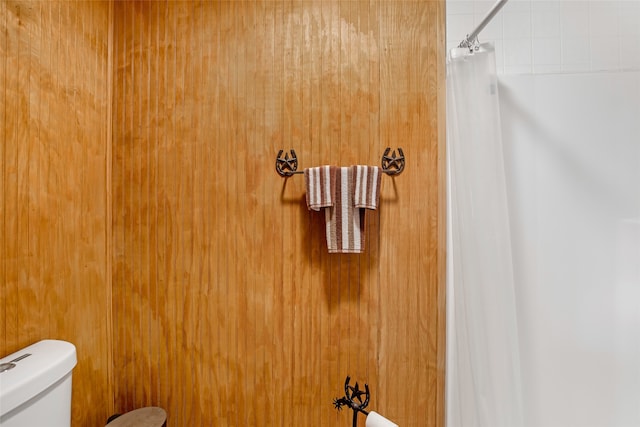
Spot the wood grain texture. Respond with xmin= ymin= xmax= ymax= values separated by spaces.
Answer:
xmin=112 ymin=1 xmax=445 ymax=426
xmin=2 ymin=0 xmax=446 ymax=425
xmin=0 ymin=1 xmax=114 ymax=426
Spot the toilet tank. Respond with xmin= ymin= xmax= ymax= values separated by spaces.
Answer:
xmin=0 ymin=340 xmax=77 ymax=427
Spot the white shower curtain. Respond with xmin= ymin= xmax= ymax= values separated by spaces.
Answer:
xmin=446 ymin=44 xmax=524 ymax=427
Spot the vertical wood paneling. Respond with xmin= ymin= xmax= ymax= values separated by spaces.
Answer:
xmin=0 ymin=0 xmax=6 ymax=352
xmin=0 ymin=2 xmax=113 ymax=426
xmin=112 ymin=1 xmax=445 ymax=426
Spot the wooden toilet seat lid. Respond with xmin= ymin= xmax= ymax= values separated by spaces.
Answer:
xmin=107 ymin=406 xmax=167 ymax=427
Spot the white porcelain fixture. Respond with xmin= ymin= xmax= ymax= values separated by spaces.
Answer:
xmin=0 ymin=340 xmax=77 ymax=427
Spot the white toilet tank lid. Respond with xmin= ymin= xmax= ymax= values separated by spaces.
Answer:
xmin=0 ymin=339 xmax=77 ymax=417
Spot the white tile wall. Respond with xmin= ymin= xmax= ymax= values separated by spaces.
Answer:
xmin=446 ymin=0 xmax=640 ymax=74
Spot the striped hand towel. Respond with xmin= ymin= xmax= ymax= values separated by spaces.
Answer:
xmin=325 ymin=167 xmax=364 ymax=253
xmin=353 ymin=165 xmax=381 ymax=209
xmin=305 ymin=165 xmax=382 ymax=253
xmin=304 ymin=166 xmax=335 ymax=211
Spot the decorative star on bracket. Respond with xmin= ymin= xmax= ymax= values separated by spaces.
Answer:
xmin=275 ymin=149 xmax=300 ymax=177
xmin=381 ymin=147 xmax=405 ymax=176
xmin=347 ymin=381 xmax=367 ymax=404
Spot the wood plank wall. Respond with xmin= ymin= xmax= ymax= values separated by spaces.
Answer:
xmin=112 ymin=1 xmax=445 ymax=426
xmin=0 ymin=1 xmax=114 ymax=426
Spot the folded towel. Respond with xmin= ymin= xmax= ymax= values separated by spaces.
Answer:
xmin=353 ymin=165 xmax=381 ymax=209
xmin=325 ymin=167 xmax=364 ymax=253
xmin=305 ymin=165 xmax=382 ymax=253
xmin=366 ymin=411 xmax=399 ymax=427
xmin=304 ymin=166 xmax=334 ymax=211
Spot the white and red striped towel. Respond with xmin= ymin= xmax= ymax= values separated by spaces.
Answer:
xmin=304 ymin=165 xmax=381 ymax=254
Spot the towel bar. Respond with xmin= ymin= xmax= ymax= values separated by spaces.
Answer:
xmin=275 ymin=147 xmax=405 ymax=177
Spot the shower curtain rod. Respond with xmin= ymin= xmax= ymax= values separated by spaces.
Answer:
xmin=459 ymin=0 xmax=510 ymax=49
